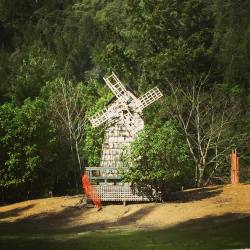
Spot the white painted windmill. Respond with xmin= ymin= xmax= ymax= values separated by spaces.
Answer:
xmin=86 ymin=72 xmax=163 ymax=202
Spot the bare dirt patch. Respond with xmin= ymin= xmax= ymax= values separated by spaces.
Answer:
xmin=0 ymin=184 xmax=249 ymax=232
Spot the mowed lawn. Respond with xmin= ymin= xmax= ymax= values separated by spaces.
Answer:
xmin=0 ymin=214 xmax=250 ymax=250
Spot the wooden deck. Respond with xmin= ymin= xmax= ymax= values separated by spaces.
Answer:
xmin=85 ymin=167 xmax=160 ymax=202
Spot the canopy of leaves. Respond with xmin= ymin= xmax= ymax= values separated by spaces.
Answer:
xmin=0 ymin=98 xmax=56 ymax=200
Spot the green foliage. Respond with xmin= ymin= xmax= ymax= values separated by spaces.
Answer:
xmin=84 ymin=89 xmax=113 ymax=167
xmin=41 ymin=77 xmax=103 ymax=186
xmin=213 ymin=0 xmax=250 ymax=181
xmin=94 ymin=0 xmax=214 ymax=91
xmin=213 ymin=0 xmax=250 ymax=91
xmin=8 ymin=44 xmax=58 ymax=105
xmin=123 ymin=121 xmax=191 ymax=198
xmin=0 ymin=98 xmax=56 ymax=199
xmin=35 ymin=0 xmax=105 ymax=79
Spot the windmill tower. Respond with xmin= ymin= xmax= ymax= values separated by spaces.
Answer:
xmin=86 ymin=72 xmax=163 ymax=202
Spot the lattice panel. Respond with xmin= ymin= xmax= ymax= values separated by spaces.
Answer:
xmin=139 ymin=87 xmax=163 ymax=109
xmin=89 ymin=108 xmax=110 ymax=127
xmin=103 ymin=72 xmax=127 ymax=99
xmin=93 ymin=185 xmax=152 ymax=201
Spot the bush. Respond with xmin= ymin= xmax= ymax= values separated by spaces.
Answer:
xmin=123 ymin=121 xmax=192 ymax=200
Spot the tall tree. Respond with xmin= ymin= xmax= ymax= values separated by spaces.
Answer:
xmin=167 ymin=77 xmax=243 ymax=186
xmin=213 ymin=0 xmax=250 ymax=92
xmin=123 ymin=121 xmax=191 ymax=199
xmin=0 ymin=98 xmax=56 ymax=200
xmin=44 ymin=77 xmax=98 ymax=189
xmin=94 ymin=0 xmax=214 ymax=91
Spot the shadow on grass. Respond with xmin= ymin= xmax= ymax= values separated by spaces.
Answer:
xmin=166 ymin=186 xmax=223 ymax=202
xmin=0 ymin=203 xmax=159 ymax=234
xmin=0 ymin=204 xmax=35 ymax=220
xmin=0 ymin=186 xmax=224 ymax=233
xmin=0 ymin=204 xmax=86 ymax=233
xmin=0 ymin=212 xmax=249 ymax=250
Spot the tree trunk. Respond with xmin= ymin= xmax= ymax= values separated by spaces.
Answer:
xmin=69 ymin=139 xmax=79 ymax=192
xmin=75 ymin=140 xmax=82 ymax=174
xmin=197 ymin=166 xmax=205 ymax=187
xmin=204 ymin=146 xmax=219 ymax=186
xmin=195 ymin=163 xmax=198 ymax=186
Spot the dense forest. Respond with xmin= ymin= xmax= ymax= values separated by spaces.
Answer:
xmin=0 ymin=0 xmax=249 ymax=202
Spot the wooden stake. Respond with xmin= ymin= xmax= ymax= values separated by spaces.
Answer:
xmin=231 ymin=149 xmax=240 ymax=184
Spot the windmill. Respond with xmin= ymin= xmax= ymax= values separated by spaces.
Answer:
xmin=90 ymin=72 xmax=163 ymax=135
xmin=86 ymin=72 xmax=163 ymax=202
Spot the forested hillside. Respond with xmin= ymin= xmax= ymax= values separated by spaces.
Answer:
xmin=0 ymin=0 xmax=249 ymax=202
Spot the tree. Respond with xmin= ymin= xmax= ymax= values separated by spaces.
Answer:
xmin=123 ymin=122 xmax=191 ymax=199
xmin=83 ymin=88 xmax=113 ymax=167
xmin=35 ymin=0 xmax=103 ymax=80
xmin=7 ymin=44 xmax=58 ymax=105
xmin=94 ymin=0 xmax=214 ymax=90
xmin=167 ymin=77 xmax=244 ymax=186
xmin=213 ymin=0 xmax=250 ymax=92
xmin=0 ymin=98 xmax=56 ymax=201
xmin=44 ymin=77 xmax=97 ymax=189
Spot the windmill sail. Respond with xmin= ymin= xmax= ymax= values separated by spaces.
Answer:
xmin=103 ymin=72 xmax=127 ymax=99
xmin=90 ymin=73 xmax=163 ymax=131
xmin=138 ymin=87 xmax=163 ymax=110
xmin=89 ymin=107 xmax=116 ymax=128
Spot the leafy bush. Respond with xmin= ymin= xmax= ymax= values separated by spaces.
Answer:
xmin=0 ymin=99 xmax=56 ymax=201
xmin=123 ymin=121 xmax=192 ymax=200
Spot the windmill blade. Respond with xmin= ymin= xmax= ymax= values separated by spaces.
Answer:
xmin=89 ymin=107 xmax=116 ymax=128
xmin=138 ymin=87 xmax=163 ymax=110
xmin=103 ymin=72 xmax=127 ymax=99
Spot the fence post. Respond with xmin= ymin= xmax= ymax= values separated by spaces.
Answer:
xmin=231 ymin=149 xmax=240 ymax=184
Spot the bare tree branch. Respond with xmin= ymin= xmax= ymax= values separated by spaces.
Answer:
xmin=49 ymin=78 xmax=87 ymax=177
xmin=167 ymin=76 xmax=242 ymax=187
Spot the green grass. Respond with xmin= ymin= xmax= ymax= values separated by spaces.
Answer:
xmin=0 ymin=214 xmax=250 ymax=250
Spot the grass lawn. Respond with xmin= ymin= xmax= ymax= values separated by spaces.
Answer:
xmin=0 ymin=214 xmax=249 ymax=250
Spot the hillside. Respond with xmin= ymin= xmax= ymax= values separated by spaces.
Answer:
xmin=0 ymin=184 xmax=249 ymax=233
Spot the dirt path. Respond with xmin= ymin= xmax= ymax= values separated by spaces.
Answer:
xmin=0 ymin=184 xmax=249 ymax=232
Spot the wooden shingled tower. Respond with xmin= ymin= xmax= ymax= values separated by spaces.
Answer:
xmin=86 ymin=72 xmax=163 ymax=202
